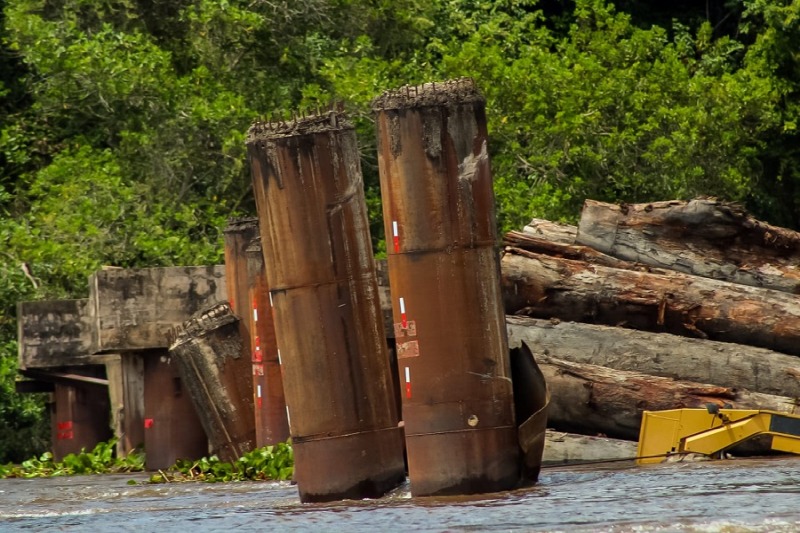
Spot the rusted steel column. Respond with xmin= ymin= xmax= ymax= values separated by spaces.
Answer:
xmin=169 ymin=303 xmax=256 ymax=462
xmin=373 ymin=79 xmax=520 ymax=496
xmin=142 ymin=350 xmax=208 ymax=470
xmin=223 ymin=217 xmax=259 ymax=318
xmin=223 ymin=218 xmax=286 ymax=447
xmin=51 ymin=379 xmax=113 ymax=461
xmin=245 ymin=236 xmax=290 ymax=446
xmin=246 ymin=112 xmax=406 ymax=503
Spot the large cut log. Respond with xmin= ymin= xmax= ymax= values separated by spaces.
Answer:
xmin=539 ymin=355 xmax=800 ymax=441
xmin=501 ymin=249 xmax=800 ymax=356
xmin=522 ymin=219 xmax=577 ymax=244
xmin=504 ymin=233 xmax=637 ymax=269
xmin=542 ymin=430 xmax=637 ymax=465
xmin=507 ymin=316 xmax=800 ymax=399
xmin=577 ymin=199 xmax=800 ymax=293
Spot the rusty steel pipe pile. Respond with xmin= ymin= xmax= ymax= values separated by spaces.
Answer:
xmin=142 ymin=350 xmax=209 ymax=470
xmin=224 ymin=218 xmax=289 ymax=447
xmin=223 ymin=218 xmax=259 ymax=320
xmin=373 ymin=79 xmax=520 ymax=496
xmin=246 ymin=112 xmax=406 ymax=503
xmin=245 ymin=235 xmax=290 ymax=446
xmin=169 ymin=303 xmax=256 ymax=463
xmin=224 ymin=217 xmax=289 ymax=447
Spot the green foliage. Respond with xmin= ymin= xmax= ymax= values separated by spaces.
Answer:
xmin=147 ymin=442 xmax=294 ymax=483
xmin=431 ymin=0 xmax=781 ymax=230
xmin=0 ymin=233 xmax=49 ymax=464
xmin=0 ymin=438 xmax=145 ymax=478
xmin=0 ymin=342 xmax=49 ymax=464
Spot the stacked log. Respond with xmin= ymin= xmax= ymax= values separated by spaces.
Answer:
xmin=521 ymin=219 xmax=577 ymax=244
xmin=577 ymin=199 xmax=800 ymax=293
xmin=505 ymin=199 xmax=800 ymax=445
xmin=507 ymin=316 xmax=800 ymax=399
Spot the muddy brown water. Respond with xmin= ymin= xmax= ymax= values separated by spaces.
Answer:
xmin=3 ymin=457 xmax=800 ymax=532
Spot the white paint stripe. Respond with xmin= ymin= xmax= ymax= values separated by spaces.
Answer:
xmin=253 ymin=308 xmax=258 ymax=322
xmin=405 ymin=367 xmax=411 ymax=383
xmin=286 ymin=406 xmax=291 ymax=426
xmin=257 ymin=385 xmax=262 ymax=398
xmin=392 ymin=220 xmax=398 ymax=237
xmin=277 ymin=349 xmax=281 ymax=365
xmin=399 ymin=297 xmax=406 ymax=314
xmin=269 ymin=292 xmax=274 ymax=307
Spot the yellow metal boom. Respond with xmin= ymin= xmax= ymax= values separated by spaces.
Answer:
xmin=637 ymin=407 xmax=800 ymax=465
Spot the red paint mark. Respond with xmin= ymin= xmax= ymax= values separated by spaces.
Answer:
xmin=57 ymin=430 xmax=74 ymax=440
xmin=257 ymin=397 xmax=263 ymax=408
xmin=144 ymin=418 xmax=154 ymax=429
xmin=405 ymin=382 xmax=412 ymax=399
xmin=252 ymin=335 xmax=262 ymax=362
xmin=57 ymin=420 xmax=73 ymax=431
xmin=230 ymin=297 xmax=235 ymax=310
xmin=253 ymin=364 xmax=264 ymax=376
xmin=399 ymin=297 xmax=407 ymax=328
xmin=392 ymin=220 xmax=400 ymax=252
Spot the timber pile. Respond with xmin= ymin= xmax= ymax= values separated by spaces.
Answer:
xmin=503 ymin=198 xmax=800 ymax=444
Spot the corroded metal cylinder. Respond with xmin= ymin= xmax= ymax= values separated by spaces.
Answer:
xmin=51 ymin=379 xmax=113 ymax=461
xmin=246 ymin=112 xmax=406 ymax=503
xmin=169 ymin=303 xmax=256 ymax=463
xmin=373 ymin=79 xmax=520 ymax=496
xmin=245 ymin=236 xmax=290 ymax=446
xmin=142 ymin=350 xmax=208 ymax=470
xmin=223 ymin=217 xmax=259 ymax=319
xmin=225 ymin=218 xmax=289 ymax=447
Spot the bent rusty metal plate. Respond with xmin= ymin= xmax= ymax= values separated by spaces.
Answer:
xmin=510 ymin=341 xmax=550 ymax=482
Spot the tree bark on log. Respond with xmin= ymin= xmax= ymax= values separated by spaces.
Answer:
xmin=538 ymin=355 xmax=800 ymax=441
xmin=507 ymin=316 xmax=800 ymax=399
xmin=577 ymin=199 xmax=800 ymax=294
xmin=522 ymin=219 xmax=577 ymax=244
xmin=501 ymin=249 xmax=800 ymax=356
xmin=503 ymin=235 xmax=638 ymax=269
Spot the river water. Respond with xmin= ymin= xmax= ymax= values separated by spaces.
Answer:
xmin=3 ymin=457 xmax=800 ymax=532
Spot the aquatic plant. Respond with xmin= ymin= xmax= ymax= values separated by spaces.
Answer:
xmin=148 ymin=441 xmax=294 ymax=483
xmin=0 ymin=439 xmax=145 ymax=478
xmin=0 ymin=438 xmax=294 ymax=483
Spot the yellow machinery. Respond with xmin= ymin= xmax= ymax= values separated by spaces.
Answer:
xmin=637 ymin=406 xmax=800 ymax=465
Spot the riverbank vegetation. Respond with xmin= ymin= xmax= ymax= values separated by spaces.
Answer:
xmin=1 ymin=0 xmax=799 ymax=461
